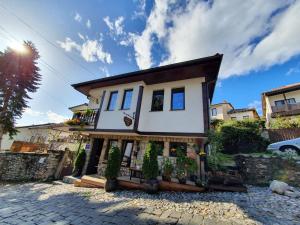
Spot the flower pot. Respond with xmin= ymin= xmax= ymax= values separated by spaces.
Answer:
xmin=162 ymin=175 xmax=171 ymax=182
xmin=143 ymin=179 xmax=159 ymax=194
xmin=105 ymin=179 xmax=118 ymax=192
xmin=178 ymin=177 xmax=186 ymax=184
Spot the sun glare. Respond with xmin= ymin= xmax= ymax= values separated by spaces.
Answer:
xmin=10 ymin=41 xmax=28 ymax=54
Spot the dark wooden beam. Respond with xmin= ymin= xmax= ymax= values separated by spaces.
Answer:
xmin=134 ymin=86 xmax=144 ymax=132
xmin=94 ymin=90 xmax=106 ymax=130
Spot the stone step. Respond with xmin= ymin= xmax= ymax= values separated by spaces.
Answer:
xmin=62 ymin=175 xmax=80 ymax=184
xmin=80 ymin=175 xmax=105 ymax=188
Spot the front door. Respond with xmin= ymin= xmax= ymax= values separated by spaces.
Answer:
xmin=86 ymin=138 xmax=104 ymax=175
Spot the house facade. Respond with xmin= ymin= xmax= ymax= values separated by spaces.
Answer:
xmin=0 ymin=123 xmax=74 ymax=152
xmin=69 ymin=54 xmax=223 ymax=178
xmin=262 ymin=82 xmax=300 ymax=127
xmin=210 ymin=102 xmax=259 ymax=121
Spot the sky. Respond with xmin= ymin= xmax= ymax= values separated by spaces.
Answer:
xmin=0 ymin=0 xmax=299 ymax=126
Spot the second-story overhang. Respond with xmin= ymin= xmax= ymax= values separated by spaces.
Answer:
xmin=72 ymin=53 xmax=223 ymax=101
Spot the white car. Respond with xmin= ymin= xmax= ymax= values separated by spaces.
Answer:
xmin=267 ymin=137 xmax=300 ymax=155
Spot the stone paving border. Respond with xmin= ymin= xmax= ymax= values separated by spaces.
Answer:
xmin=0 ymin=182 xmax=299 ymax=225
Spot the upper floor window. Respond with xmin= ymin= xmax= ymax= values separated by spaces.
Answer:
xmin=151 ymin=90 xmax=164 ymax=111
xmin=275 ymin=100 xmax=285 ymax=106
xmin=171 ymin=88 xmax=185 ymax=110
xmin=211 ymin=108 xmax=217 ymax=116
xmin=287 ymin=98 xmax=296 ymax=104
xmin=243 ymin=115 xmax=249 ymax=119
xmin=107 ymin=91 xmax=118 ymax=111
xmin=121 ymin=89 xmax=133 ymax=110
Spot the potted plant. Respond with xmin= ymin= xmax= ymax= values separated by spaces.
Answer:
xmin=186 ymin=157 xmax=198 ymax=182
xmin=104 ymin=146 xmax=121 ymax=192
xmin=142 ymin=142 xmax=159 ymax=194
xmin=162 ymin=158 xmax=173 ymax=182
xmin=176 ymin=148 xmax=187 ymax=184
xmin=72 ymin=148 xmax=86 ymax=177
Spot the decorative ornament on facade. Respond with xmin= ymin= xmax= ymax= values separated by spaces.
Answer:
xmin=123 ymin=112 xmax=135 ymax=127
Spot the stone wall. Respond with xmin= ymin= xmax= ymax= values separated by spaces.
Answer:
xmin=0 ymin=150 xmax=63 ymax=181
xmin=235 ymin=155 xmax=300 ymax=187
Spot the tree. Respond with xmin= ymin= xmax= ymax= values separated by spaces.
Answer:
xmin=0 ymin=41 xmax=41 ymax=149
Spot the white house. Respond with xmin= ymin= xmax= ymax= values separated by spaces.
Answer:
xmin=262 ymin=82 xmax=300 ymax=127
xmin=69 ymin=54 xmax=223 ymax=177
xmin=210 ymin=101 xmax=259 ymax=121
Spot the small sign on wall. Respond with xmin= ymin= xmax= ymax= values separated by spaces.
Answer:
xmin=85 ymin=144 xmax=91 ymax=151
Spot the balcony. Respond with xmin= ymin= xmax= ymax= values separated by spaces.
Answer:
xmin=271 ymin=103 xmax=300 ymax=118
xmin=66 ymin=109 xmax=98 ymax=126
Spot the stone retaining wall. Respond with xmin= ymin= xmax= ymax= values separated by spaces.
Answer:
xmin=235 ymin=155 xmax=300 ymax=187
xmin=0 ymin=150 xmax=63 ymax=181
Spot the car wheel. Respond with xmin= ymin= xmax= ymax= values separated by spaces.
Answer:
xmin=279 ymin=145 xmax=299 ymax=155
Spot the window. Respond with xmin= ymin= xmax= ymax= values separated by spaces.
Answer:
xmin=231 ymin=117 xmax=237 ymax=120
xmin=275 ymin=100 xmax=285 ymax=107
xmin=287 ymin=98 xmax=296 ymax=104
xmin=211 ymin=108 xmax=217 ymax=116
xmin=121 ymin=89 xmax=133 ymax=110
xmin=104 ymin=139 xmax=118 ymax=160
xmin=107 ymin=91 xmax=118 ymax=111
xmin=243 ymin=116 xmax=249 ymax=119
xmin=153 ymin=141 xmax=164 ymax=156
xmin=151 ymin=90 xmax=164 ymax=111
xmin=121 ymin=141 xmax=134 ymax=167
xmin=169 ymin=142 xmax=187 ymax=157
xmin=171 ymin=88 xmax=185 ymax=110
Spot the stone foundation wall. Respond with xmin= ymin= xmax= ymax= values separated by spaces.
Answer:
xmin=0 ymin=150 xmax=63 ymax=181
xmin=235 ymin=155 xmax=300 ymax=187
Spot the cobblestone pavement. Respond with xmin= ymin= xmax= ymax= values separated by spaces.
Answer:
xmin=0 ymin=182 xmax=299 ymax=225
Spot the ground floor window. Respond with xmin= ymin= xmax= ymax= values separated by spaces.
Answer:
xmin=105 ymin=139 xmax=118 ymax=160
xmin=121 ymin=140 xmax=134 ymax=167
xmin=169 ymin=142 xmax=187 ymax=157
xmin=153 ymin=141 xmax=164 ymax=156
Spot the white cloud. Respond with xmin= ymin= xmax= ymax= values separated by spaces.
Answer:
xmin=286 ymin=62 xmax=300 ymax=75
xmin=100 ymin=67 xmax=110 ymax=77
xmin=57 ymin=37 xmax=81 ymax=52
xmin=248 ymin=100 xmax=262 ymax=115
xmin=86 ymin=19 xmax=91 ymax=29
xmin=24 ymin=108 xmax=44 ymax=117
xmin=132 ymin=0 xmax=300 ymax=78
xmin=57 ymin=37 xmax=112 ymax=64
xmin=103 ymin=16 xmax=135 ymax=46
xmin=132 ymin=0 xmax=147 ymax=19
xmin=74 ymin=12 xmax=82 ymax=22
xmin=216 ymin=81 xmax=222 ymax=88
xmin=46 ymin=111 xmax=68 ymax=123
xmin=23 ymin=108 xmax=68 ymax=124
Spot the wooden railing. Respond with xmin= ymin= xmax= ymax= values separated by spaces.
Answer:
xmin=271 ymin=102 xmax=300 ymax=113
xmin=72 ymin=109 xmax=98 ymax=125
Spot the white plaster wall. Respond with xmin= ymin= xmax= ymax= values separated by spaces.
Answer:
xmin=138 ymin=78 xmax=205 ymax=133
xmin=229 ymin=111 xmax=255 ymax=120
xmin=95 ymin=82 xmax=144 ymax=130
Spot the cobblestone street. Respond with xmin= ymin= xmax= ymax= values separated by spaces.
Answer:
xmin=0 ymin=182 xmax=299 ymax=225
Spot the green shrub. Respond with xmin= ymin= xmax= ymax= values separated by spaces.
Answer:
xmin=73 ymin=148 xmax=86 ymax=175
xmin=176 ymin=148 xmax=187 ymax=179
xmin=142 ymin=142 xmax=159 ymax=180
xmin=270 ymin=116 xmax=300 ymax=129
xmin=210 ymin=119 xmax=269 ymax=154
xmin=105 ymin=146 xmax=121 ymax=180
xmin=162 ymin=158 xmax=174 ymax=176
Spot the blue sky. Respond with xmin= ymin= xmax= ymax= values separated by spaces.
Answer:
xmin=0 ymin=0 xmax=299 ymax=125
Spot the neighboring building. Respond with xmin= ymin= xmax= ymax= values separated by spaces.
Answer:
xmin=227 ymin=108 xmax=260 ymax=120
xmin=262 ymin=82 xmax=300 ymax=127
xmin=69 ymin=54 xmax=223 ymax=177
xmin=210 ymin=101 xmax=259 ymax=121
xmin=0 ymin=123 xmax=74 ymax=152
xmin=210 ymin=101 xmax=234 ymax=120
